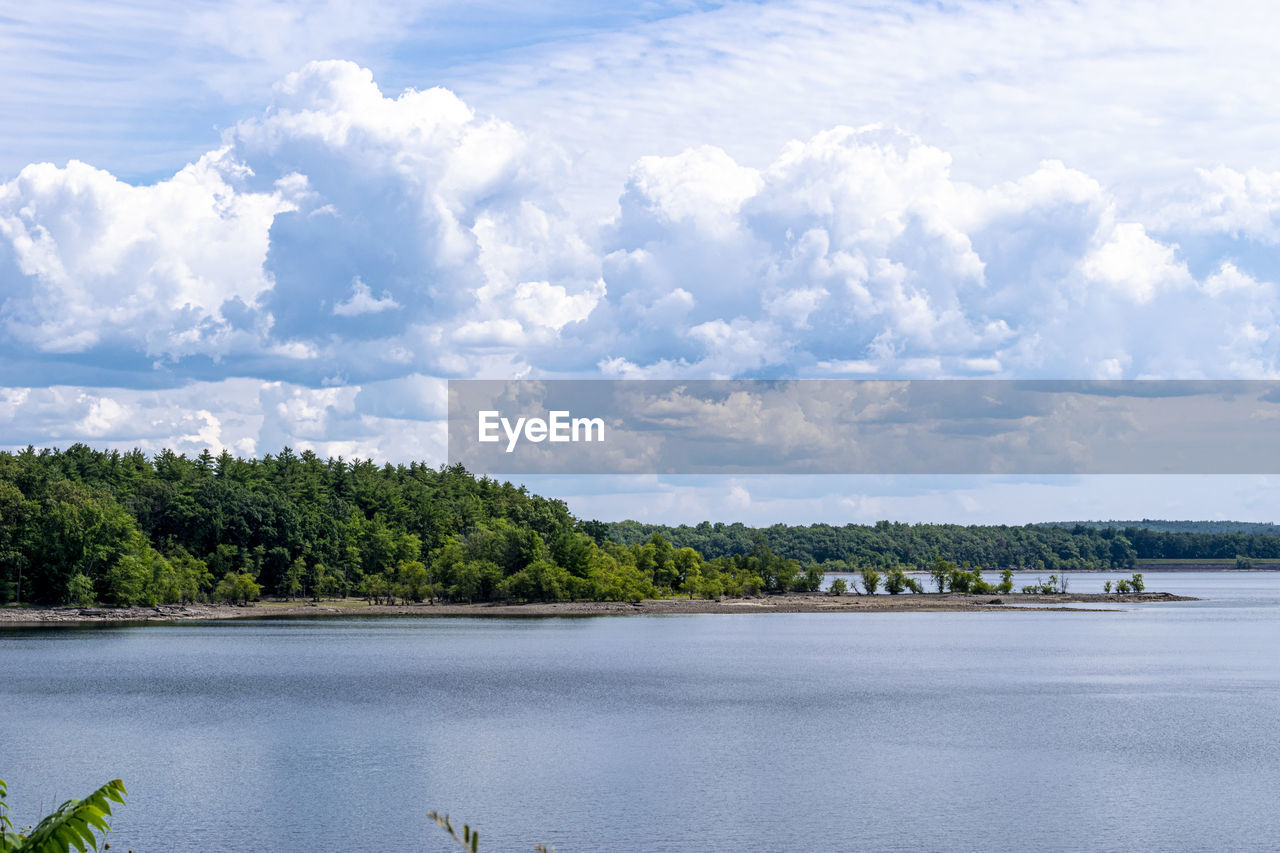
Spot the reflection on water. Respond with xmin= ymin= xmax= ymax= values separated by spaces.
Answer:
xmin=2 ymin=572 xmax=1277 ymax=852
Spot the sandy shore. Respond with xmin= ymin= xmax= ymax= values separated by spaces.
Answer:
xmin=0 ymin=591 xmax=1197 ymax=624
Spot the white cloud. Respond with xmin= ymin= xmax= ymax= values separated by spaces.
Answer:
xmin=0 ymin=380 xmax=262 ymax=456
xmin=0 ymin=151 xmax=287 ymax=358
xmin=453 ymin=0 xmax=1280 ymax=227
xmin=1153 ymin=165 xmax=1280 ymax=241
xmin=1202 ymin=262 xmax=1267 ymax=297
xmin=332 ymin=277 xmax=401 ymax=316
xmin=1081 ymin=223 xmax=1191 ymax=304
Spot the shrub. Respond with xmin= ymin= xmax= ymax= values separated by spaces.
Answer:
xmin=860 ymin=566 xmax=881 ymax=595
xmin=1 ymin=776 xmax=126 ymax=852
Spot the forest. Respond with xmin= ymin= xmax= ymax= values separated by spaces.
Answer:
xmin=0 ymin=444 xmax=1275 ymax=607
xmin=0 ymin=444 xmax=808 ymax=606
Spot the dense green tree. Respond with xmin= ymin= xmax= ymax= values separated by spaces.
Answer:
xmin=929 ymin=557 xmax=953 ymax=593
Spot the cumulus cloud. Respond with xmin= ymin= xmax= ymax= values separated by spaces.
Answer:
xmin=0 ymin=60 xmax=602 ymax=389
xmin=0 ymin=151 xmax=287 ymax=358
xmin=593 ymin=127 xmax=1280 ymax=380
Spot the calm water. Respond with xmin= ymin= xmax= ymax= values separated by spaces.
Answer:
xmin=3 ymin=572 xmax=1278 ymax=852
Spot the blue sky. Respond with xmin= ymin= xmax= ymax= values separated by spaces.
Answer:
xmin=3 ymin=0 xmax=1280 ymax=524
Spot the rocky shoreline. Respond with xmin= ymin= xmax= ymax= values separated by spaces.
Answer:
xmin=0 ymin=591 xmax=1197 ymax=624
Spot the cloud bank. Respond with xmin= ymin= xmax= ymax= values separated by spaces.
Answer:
xmin=2 ymin=59 xmax=1279 ymax=465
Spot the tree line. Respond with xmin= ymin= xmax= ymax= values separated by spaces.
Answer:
xmin=599 ymin=517 xmax=1280 ymax=572
xmin=0 ymin=445 xmax=1265 ymax=608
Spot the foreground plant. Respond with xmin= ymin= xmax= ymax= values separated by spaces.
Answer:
xmin=428 ymin=811 xmax=554 ymax=853
xmin=0 ymin=778 xmax=126 ymax=853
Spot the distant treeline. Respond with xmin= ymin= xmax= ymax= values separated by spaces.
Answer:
xmin=0 ymin=445 xmax=814 ymax=606
xmin=597 ymin=518 xmax=1280 ymax=571
xmin=1037 ymin=519 xmax=1280 ymax=535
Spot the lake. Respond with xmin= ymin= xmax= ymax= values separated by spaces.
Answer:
xmin=3 ymin=571 xmax=1278 ymax=852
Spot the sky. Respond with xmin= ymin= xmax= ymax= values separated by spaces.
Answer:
xmin=3 ymin=0 xmax=1280 ymax=525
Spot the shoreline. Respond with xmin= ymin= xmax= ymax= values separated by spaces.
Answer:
xmin=0 ymin=591 xmax=1197 ymax=624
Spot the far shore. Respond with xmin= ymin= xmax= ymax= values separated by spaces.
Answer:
xmin=0 ymin=591 xmax=1197 ymax=625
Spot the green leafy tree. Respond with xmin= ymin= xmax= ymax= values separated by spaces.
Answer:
xmin=674 ymin=547 xmax=704 ymax=590
xmin=948 ymin=566 xmax=972 ymax=593
xmin=860 ymin=566 xmax=881 ymax=595
xmin=362 ymin=572 xmax=390 ymax=604
xmin=283 ymin=557 xmax=306 ymax=598
xmin=103 ymin=532 xmax=174 ymax=606
xmin=552 ymin=531 xmax=594 ymax=578
xmin=158 ymin=548 xmax=212 ymax=603
xmin=997 ymin=568 xmax=1014 ymax=594
xmin=65 ymin=573 xmax=95 ymax=607
xmin=501 ymin=559 xmax=571 ymax=602
xmin=214 ymin=571 xmax=261 ymax=604
xmin=829 ymin=577 xmax=848 ymax=595
xmin=929 ymin=556 xmax=953 ymax=593
xmin=788 ymin=563 xmax=823 ymax=592
xmin=448 ymin=560 xmax=491 ymax=603
xmin=314 ymin=563 xmax=345 ymax=599
xmin=395 ymin=560 xmax=430 ymax=602
xmin=646 ymin=533 xmax=678 ymax=590
xmin=678 ymin=565 xmax=704 ymax=599
xmin=0 ymin=481 xmax=34 ymax=604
